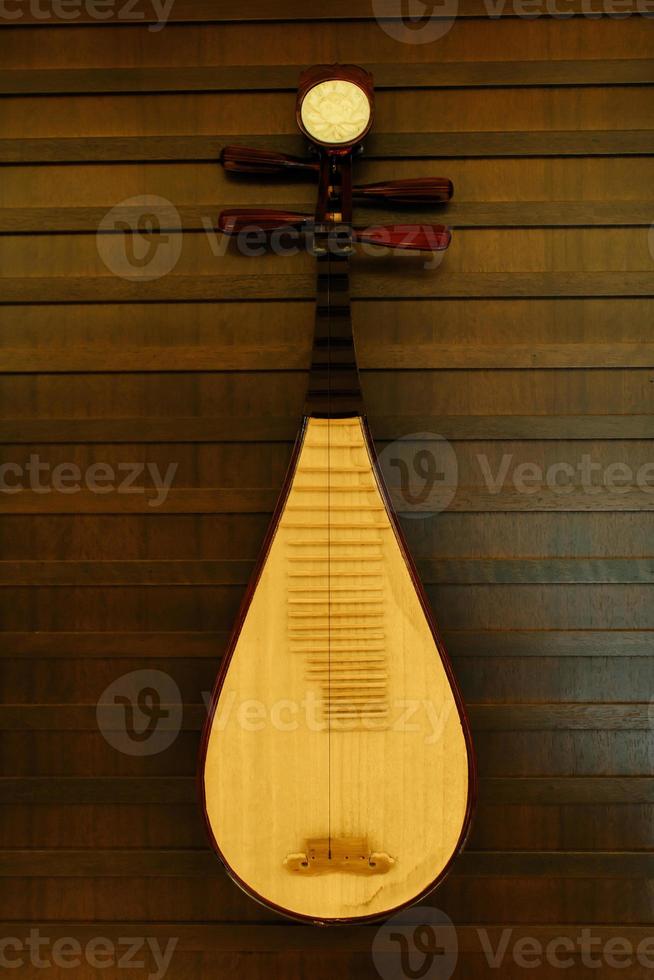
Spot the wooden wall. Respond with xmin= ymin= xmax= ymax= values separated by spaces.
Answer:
xmin=1 ymin=3 xmax=653 ymax=977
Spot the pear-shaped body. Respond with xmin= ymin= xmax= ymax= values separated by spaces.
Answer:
xmin=200 ymin=416 xmax=474 ymax=923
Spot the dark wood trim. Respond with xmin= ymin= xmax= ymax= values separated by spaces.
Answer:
xmin=482 ymin=777 xmax=654 ymax=804
xmin=444 ymin=630 xmax=654 ymax=658
xmin=0 ymin=630 xmax=228 ymax=656
xmin=0 ymin=777 xmax=197 ymax=804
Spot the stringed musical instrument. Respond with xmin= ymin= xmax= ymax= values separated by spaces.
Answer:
xmin=200 ymin=64 xmax=476 ymax=924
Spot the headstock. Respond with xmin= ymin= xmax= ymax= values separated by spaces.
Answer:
xmin=217 ymin=64 xmax=453 ymax=256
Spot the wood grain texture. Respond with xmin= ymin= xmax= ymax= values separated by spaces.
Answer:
xmin=3 ymin=339 xmax=654 ymax=368
xmin=2 ymin=200 xmax=652 ymax=232
xmin=4 ymin=776 xmax=652 ymax=805
xmin=2 ymin=415 xmax=652 ymax=442
xmin=2 ymin=0 xmax=652 ymax=22
xmin=0 ymin=849 xmax=651 ymax=878
xmin=1 ymin=60 xmax=653 ymax=93
xmin=0 ymin=628 xmax=652 ymax=658
xmin=2 ymin=130 xmax=653 ymax=163
xmin=1 ymin=18 xmax=651 ymax=70
xmin=0 ymin=703 xmax=648 ymax=732
xmin=2 ymin=2 xmax=652 ymax=966
xmin=2 ymin=558 xmax=654 ymax=586
xmin=2 ymin=272 xmax=653 ymax=302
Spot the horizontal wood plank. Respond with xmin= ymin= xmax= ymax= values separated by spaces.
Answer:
xmin=0 ymin=922 xmax=651 ymax=955
xmin=3 ymin=299 xmax=653 ymax=346
xmin=1 ymin=0 xmax=650 ymax=22
xmin=3 ymin=201 xmax=652 ymax=233
xmin=3 ymin=583 xmax=654 ymax=630
xmin=1 ymin=801 xmax=651 ymax=850
xmin=3 ymin=776 xmax=651 ymax=804
xmin=1 ymin=60 xmax=652 ymax=94
xmin=0 ymin=703 xmax=646 ymax=731
xmin=2 ymin=558 xmax=654 ymax=585
xmin=2 ymin=273 xmax=652 ymax=303
xmin=2 ymin=341 xmax=654 ymax=370
xmin=2 ymin=487 xmax=654 ymax=513
xmin=0 ymin=848 xmax=650 ymax=877
xmin=1 ymin=416 xmax=651 ymax=442
xmin=0 ymin=629 xmax=650 ymax=658
xmin=1 ymin=131 xmax=652 ymax=163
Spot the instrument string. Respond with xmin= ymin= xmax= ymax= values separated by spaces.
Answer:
xmin=327 ymin=238 xmax=332 ymax=860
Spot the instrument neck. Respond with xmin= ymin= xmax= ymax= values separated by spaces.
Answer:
xmin=305 ymin=152 xmax=363 ymax=419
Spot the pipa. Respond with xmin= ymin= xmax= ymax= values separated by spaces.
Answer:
xmin=199 ymin=64 xmax=476 ymax=924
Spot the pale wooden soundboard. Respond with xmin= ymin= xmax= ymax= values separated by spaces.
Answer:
xmin=203 ymin=417 xmax=470 ymax=921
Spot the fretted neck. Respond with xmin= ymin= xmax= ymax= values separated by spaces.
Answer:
xmin=305 ymin=251 xmax=363 ymax=418
xmin=304 ymin=153 xmax=363 ymax=419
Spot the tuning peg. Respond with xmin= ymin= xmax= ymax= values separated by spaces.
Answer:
xmin=354 ymin=224 xmax=451 ymax=251
xmin=218 ymin=210 xmax=451 ymax=253
xmin=220 ymin=146 xmax=318 ymax=176
xmin=220 ymin=149 xmax=452 ymax=205
xmin=354 ymin=177 xmax=453 ymax=205
xmin=218 ymin=208 xmax=311 ymax=234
